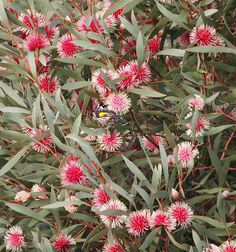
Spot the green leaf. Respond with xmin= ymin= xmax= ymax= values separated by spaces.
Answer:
xmin=130 ymin=88 xmax=166 ymax=97
xmin=136 ymin=31 xmax=145 ymax=66
xmin=193 ymin=215 xmax=233 ymax=228
xmin=157 ymin=49 xmax=185 ymax=57
xmin=155 ymin=2 xmax=189 ymax=30
xmin=166 ymin=231 xmax=189 ymax=251
xmin=5 ymin=202 xmax=50 ymax=224
xmin=192 ymin=229 xmax=203 ymax=251
xmin=122 ymin=155 xmax=148 ymax=184
xmin=186 ymin=46 xmax=236 ymax=55
xmin=62 ymin=81 xmax=92 ymax=90
xmin=159 ymin=142 xmax=169 ymax=188
xmin=0 ymin=146 xmax=29 ymax=176
xmin=27 ymin=51 xmax=37 ymax=78
xmin=0 ymin=0 xmax=9 ymax=27
xmin=205 ymin=125 xmax=233 ymax=136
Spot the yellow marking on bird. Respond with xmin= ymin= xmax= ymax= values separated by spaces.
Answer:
xmin=98 ymin=112 xmax=111 ymax=118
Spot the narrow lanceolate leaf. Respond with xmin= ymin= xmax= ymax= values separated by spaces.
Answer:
xmin=159 ymin=142 xmax=169 ymax=188
xmin=0 ymin=146 xmax=29 ymax=176
xmin=186 ymin=46 xmax=236 ymax=55
xmin=0 ymin=0 xmax=10 ymax=27
xmin=130 ymin=88 xmax=166 ymax=97
xmin=122 ymin=155 xmax=148 ymax=184
xmin=136 ymin=31 xmax=145 ymax=66
xmin=5 ymin=202 xmax=50 ymax=224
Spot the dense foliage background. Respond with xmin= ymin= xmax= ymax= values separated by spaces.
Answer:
xmin=0 ymin=0 xmax=236 ymax=251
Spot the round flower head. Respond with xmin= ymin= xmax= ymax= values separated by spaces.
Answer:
xmin=168 ymin=202 xmax=193 ymax=228
xmin=204 ymin=244 xmax=221 ymax=252
xmin=121 ymin=36 xmax=136 ymax=57
xmin=38 ymin=73 xmax=59 ymax=95
xmin=126 ymin=210 xmax=150 ymax=236
xmin=221 ymin=241 xmax=236 ymax=252
xmin=31 ymin=184 xmax=48 ymax=200
xmin=148 ymin=35 xmax=161 ymax=55
xmin=45 ymin=23 xmax=59 ymax=41
xmin=117 ymin=61 xmax=151 ymax=90
xmin=77 ymin=16 xmax=104 ymax=35
xmin=30 ymin=125 xmax=53 ymax=153
xmin=100 ymin=199 xmax=127 ymax=228
xmin=24 ymin=33 xmax=49 ymax=51
xmin=149 ymin=210 xmax=176 ymax=231
xmin=178 ymin=32 xmax=190 ymax=46
xmin=188 ymin=95 xmax=205 ymax=111
xmin=52 ymin=235 xmax=76 ymax=252
xmin=102 ymin=242 xmax=126 ymax=252
xmin=92 ymin=184 xmax=112 ymax=208
xmin=104 ymin=92 xmax=131 ymax=115
xmin=4 ymin=226 xmax=26 ymax=252
xmin=64 ymin=196 xmax=79 ymax=213
xmin=190 ymin=25 xmax=217 ymax=46
xmin=18 ymin=9 xmax=46 ymax=34
xmin=97 ymin=131 xmax=122 ymax=152
xmin=91 ymin=68 xmax=118 ymax=97
xmin=142 ymin=135 xmax=165 ymax=154
xmin=186 ymin=117 xmax=210 ymax=137
xmin=15 ymin=190 xmax=31 ymax=203
xmin=60 ymin=160 xmax=87 ymax=186
xmin=57 ymin=33 xmax=80 ymax=57
xmin=177 ymin=142 xmax=199 ymax=168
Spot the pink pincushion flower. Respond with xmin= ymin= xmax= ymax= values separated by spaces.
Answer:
xmin=177 ymin=142 xmax=199 ymax=167
xmin=104 ymin=92 xmax=131 ymax=115
xmin=38 ymin=73 xmax=59 ymax=95
xmin=45 ymin=23 xmax=60 ymax=41
xmin=190 ymin=24 xmax=224 ymax=46
xmin=178 ymin=32 xmax=190 ymax=46
xmin=91 ymin=68 xmax=118 ymax=97
xmin=64 ymin=196 xmax=79 ymax=213
xmin=188 ymin=95 xmax=205 ymax=111
xmin=100 ymin=199 xmax=127 ymax=228
xmin=30 ymin=125 xmax=53 ymax=153
xmin=126 ymin=210 xmax=150 ymax=236
xmin=221 ymin=241 xmax=236 ymax=252
xmin=18 ymin=10 xmax=46 ymax=34
xmin=4 ymin=226 xmax=26 ymax=252
xmin=57 ymin=33 xmax=80 ymax=57
xmin=168 ymin=202 xmax=193 ymax=228
xmin=52 ymin=235 xmax=76 ymax=252
xmin=117 ymin=61 xmax=151 ymax=89
xmin=142 ymin=135 xmax=166 ymax=153
xmin=24 ymin=33 xmax=49 ymax=51
xmin=31 ymin=184 xmax=48 ymax=200
xmin=102 ymin=242 xmax=126 ymax=252
xmin=97 ymin=131 xmax=122 ymax=152
xmin=186 ymin=117 xmax=210 ymax=137
xmin=149 ymin=210 xmax=176 ymax=231
xmin=60 ymin=160 xmax=87 ymax=186
xmin=92 ymin=184 xmax=112 ymax=207
xmin=77 ymin=16 xmax=104 ymax=35
xmin=121 ymin=36 xmax=136 ymax=57
xmin=148 ymin=35 xmax=161 ymax=54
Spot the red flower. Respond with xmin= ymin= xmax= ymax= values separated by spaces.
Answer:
xmin=38 ymin=73 xmax=59 ymax=95
xmin=52 ymin=235 xmax=76 ymax=252
xmin=24 ymin=33 xmax=49 ymax=51
xmin=57 ymin=33 xmax=80 ymax=57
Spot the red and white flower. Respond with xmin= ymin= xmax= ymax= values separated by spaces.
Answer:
xmin=177 ymin=142 xmax=199 ymax=167
xmin=60 ymin=160 xmax=87 ymax=186
xmin=126 ymin=210 xmax=150 ymax=236
xmin=188 ymin=95 xmax=205 ymax=111
xmin=97 ymin=131 xmax=122 ymax=152
xmin=77 ymin=16 xmax=104 ymax=35
xmin=102 ymin=241 xmax=126 ymax=252
xmin=30 ymin=125 xmax=53 ymax=153
xmin=24 ymin=33 xmax=49 ymax=51
xmin=92 ymin=184 xmax=112 ymax=208
xmin=221 ymin=241 xmax=236 ymax=252
xmin=168 ymin=202 xmax=193 ymax=228
xmin=57 ymin=33 xmax=80 ymax=57
xmin=190 ymin=24 xmax=224 ymax=46
xmin=64 ymin=196 xmax=79 ymax=213
xmin=38 ymin=73 xmax=59 ymax=95
xmin=31 ymin=184 xmax=48 ymax=200
xmin=52 ymin=235 xmax=76 ymax=252
xmin=104 ymin=92 xmax=131 ymax=115
xmin=91 ymin=68 xmax=118 ymax=97
xmin=100 ymin=199 xmax=127 ymax=228
xmin=148 ymin=35 xmax=161 ymax=55
xmin=149 ymin=210 xmax=176 ymax=231
xmin=186 ymin=117 xmax=210 ymax=137
xmin=142 ymin=135 xmax=166 ymax=153
xmin=4 ymin=226 xmax=26 ymax=252
xmin=178 ymin=32 xmax=190 ymax=46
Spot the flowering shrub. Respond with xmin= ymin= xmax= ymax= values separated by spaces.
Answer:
xmin=0 ymin=0 xmax=236 ymax=251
